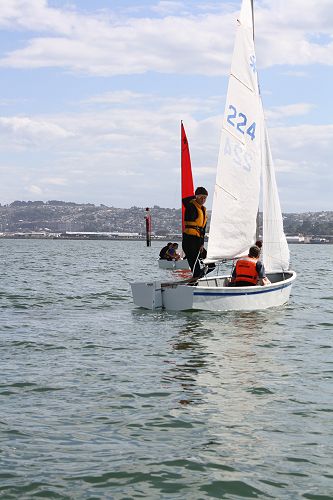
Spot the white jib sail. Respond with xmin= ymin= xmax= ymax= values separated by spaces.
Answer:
xmin=207 ymin=0 xmax=262 ymax=261
xmin=261 ymin=122 xmax=290 ymax=272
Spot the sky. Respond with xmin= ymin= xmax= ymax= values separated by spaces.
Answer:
xmin=0 ymin=0 xmax=332 ymax=212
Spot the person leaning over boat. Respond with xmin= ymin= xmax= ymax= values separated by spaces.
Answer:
xmin=182 ymin=186 xmax=208 ymax=278
xmin=159 ymin=242 xmax=172 ymax=260
xmin=230 ymin=245 xmax=270 ymax=287
xmin=165 ymin=242 xmax=181 ymax=261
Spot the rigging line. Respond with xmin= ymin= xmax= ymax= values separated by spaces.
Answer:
xmin=251 ymin=0 xmax=255 ymax=41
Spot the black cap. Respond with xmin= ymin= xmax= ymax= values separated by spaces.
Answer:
xmin=195 ymin=186 xmax=208 ymax=196
xmin=249 ymin=245 xmax=260 ymax=258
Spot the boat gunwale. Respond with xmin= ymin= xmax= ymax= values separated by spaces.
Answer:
xmin=189 ymin=271 xmax=296 ymax=297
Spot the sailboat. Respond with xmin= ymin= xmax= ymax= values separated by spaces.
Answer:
xmin=132 ymin=0 xmax=296 ymax=311
xmin=158 ymin=121 xmax=193 ymax=270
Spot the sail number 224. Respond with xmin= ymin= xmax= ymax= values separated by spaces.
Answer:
xmin=226 ymin=105 xmax=256 ymax=141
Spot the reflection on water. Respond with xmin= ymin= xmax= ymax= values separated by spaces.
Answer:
xmin=161 ymin=316 xmax=212 ymax=406
xmin=171 ymin=269 xmax=193 ymax=280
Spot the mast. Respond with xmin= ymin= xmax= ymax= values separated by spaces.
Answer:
xmin=252 ymin=0 xmax=260 ymax=243
xmin=251 ymin=0 xmax=254 ymax=41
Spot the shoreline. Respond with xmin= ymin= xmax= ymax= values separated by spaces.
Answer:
xmin=0 ymin=234 xmax=332 ymax=244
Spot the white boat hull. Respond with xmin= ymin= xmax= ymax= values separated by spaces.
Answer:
xmin=158 ymin=259 xmax=189 ymax=270
xmin=131 ymin=271 xmax=296 ymax=311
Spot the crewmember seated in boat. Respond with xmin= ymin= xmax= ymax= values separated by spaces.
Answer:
xmin=182 ymin=187 xmax=208 ymax=278
xmin=229 ymin=245 xmax=270 ymax=286
xmin=159 ymin=242 xmax=172 ymax=260
xmin=166 ymin=243 xmax=181 ymax=261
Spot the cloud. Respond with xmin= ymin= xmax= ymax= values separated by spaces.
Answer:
xmin=151 ymin=1 xmax=187 ymax=15
xmin=281 ymin=70 xmax=309 ymax=78
xmin=0 ymin=91 xmax=332 ymax=210
xmin=27 ymin=184 xmax=43 ymax=195
xmin=256 ymin=1 xmax=333 ymax=67
xmin=0 ymin=1 xmax=332 ymax=211
xmin=265 ymin=103 xmax=315 ymax=123
xmin=0 ymin=116 xmax=74 ymax=148
xmin=267 ymin=123 xmax=333 ymax=211
xmin=0 ymin=90 xmax=218 ymax=207
xmin=0 ymin=1 xmax=234 ymax=76
xmin=40 ymin=177 xmax=68 ymax=186
xmin=1 ymin=0 xmax=332 ymax=76
xmin=272 ymin=124 xmax=333 ymax=152
xmin=85 ymin=90 xmax=146 ymax=105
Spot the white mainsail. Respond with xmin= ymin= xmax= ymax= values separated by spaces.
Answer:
xmin=207 ymin=0 xmax=289 ymax=272
xmin=207 ymin=0 xmax=262 ymax=261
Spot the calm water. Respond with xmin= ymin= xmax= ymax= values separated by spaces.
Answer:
xmin=0 ymin=239 xmax=332 ymax=499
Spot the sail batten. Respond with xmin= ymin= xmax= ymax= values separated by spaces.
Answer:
xmin=229 ymin=73 xmax=257 ymax=93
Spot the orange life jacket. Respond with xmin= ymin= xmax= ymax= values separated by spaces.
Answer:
xmin=234 ymin=257 xmax=258 ymax=285
xmin=183 ymin=200 xmax=207 ymax=238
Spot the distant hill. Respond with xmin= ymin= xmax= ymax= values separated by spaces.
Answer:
xmin=0 ymin=201 xmax=332 ymax=237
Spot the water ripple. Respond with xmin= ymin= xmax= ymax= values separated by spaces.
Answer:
xmin=0 ymin=241 xmax=332 ymax=499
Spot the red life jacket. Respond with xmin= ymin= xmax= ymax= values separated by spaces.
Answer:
xmin=234 ymin=257 xmax=258 ymax=285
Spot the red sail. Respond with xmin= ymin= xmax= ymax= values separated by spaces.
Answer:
xmin=181 ymin=121 xmax=194 ymax=231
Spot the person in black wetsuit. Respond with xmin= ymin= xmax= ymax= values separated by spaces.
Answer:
xmin=159 ymin=242 xmax=172 ymax=260
xmin=182 ymin=187 xmax=208 ymax=278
